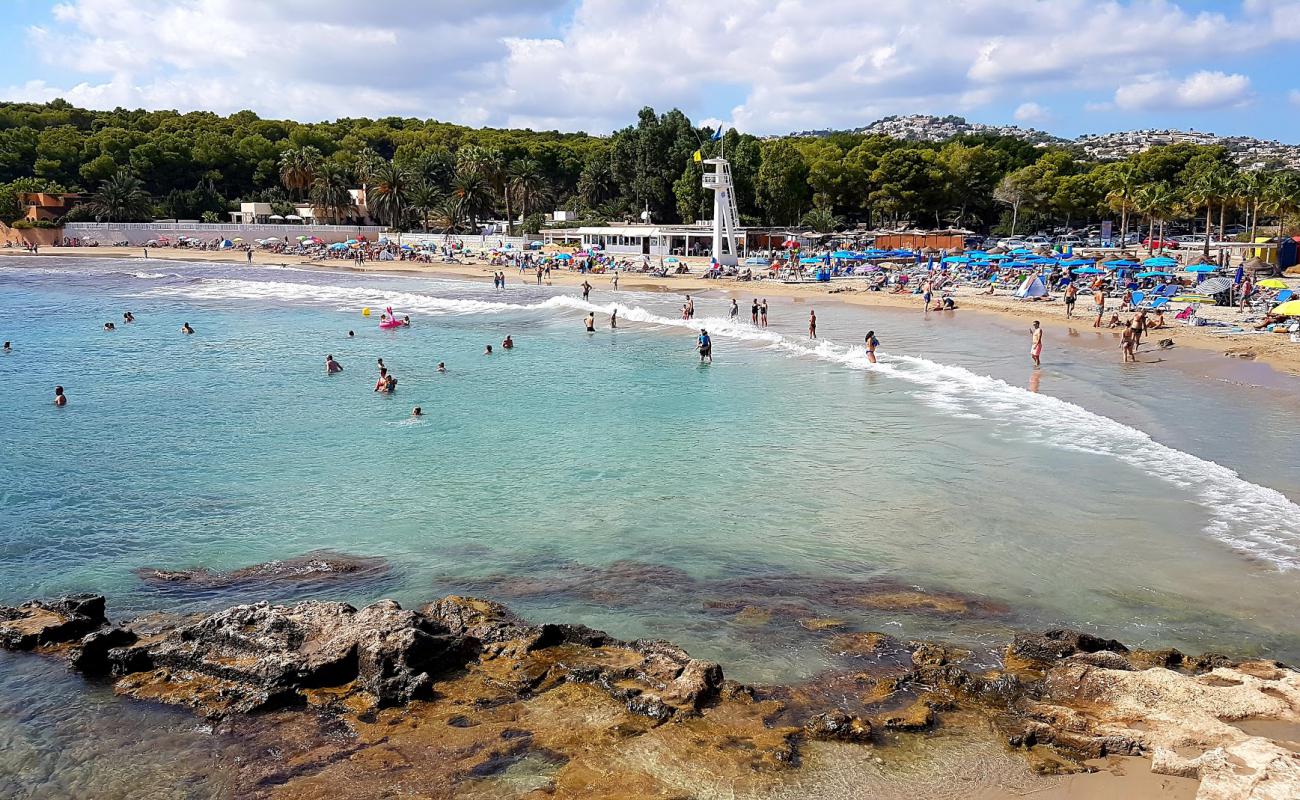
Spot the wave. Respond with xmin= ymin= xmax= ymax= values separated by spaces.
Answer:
xmin=137 ymin=275 xmax=1300 ymax=569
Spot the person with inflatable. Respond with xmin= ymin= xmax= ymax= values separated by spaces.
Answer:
xmin=378 ymin=306 xmax=406 ymax=330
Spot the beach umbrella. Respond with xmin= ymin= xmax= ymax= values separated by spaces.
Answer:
xmin=1058 ymin=259 xmax=1092 ymax=266
xmin=800 ymin=257 xmax=821 ymax=264
xmin=1143 ymin=257 xmax=1177 ymax=266
xmin=1072 ymin=266 xmax=1103 ymax=274
xmin=1272 ymin=299 xmax=1300 ymax=316
xmin=554 ymin=253 xmax=572 ymax=261
xmin=1102 ymin=259 xmax=1140 ymax=268
xmin=1172 ymin=295 xmax=1216 ymax=303
xmin=1186 ymin=263 xmax=1218 ymax=273
xmin=941 ymin=255 xmax=970 ymax=263
xmin=328 ymin=242 xmax=348 ymax=250
xmin=1136 ymin=271 xmax=1173 ymax=278
xmin=1196 ymin=277 xmax=1234 ymax=295
xmin=831 ymin=250 xmax=855 ymax=259
xmin=1258 ymin=278 xmax=1288 ymax=289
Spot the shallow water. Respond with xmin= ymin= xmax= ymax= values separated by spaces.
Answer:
xmin=1 ymin=256 xmax=1298 ymax=791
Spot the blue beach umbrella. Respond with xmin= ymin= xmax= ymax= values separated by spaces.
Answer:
xmin=1103 ymin=259 xmax=1140 ymax=268
xmin=941 ymin=255 xmax=970 ymax=263
xmin=831 ymin=250 xmax=856 ymax=259
xmin=1073 ymin=266 xmax=1103 ymax=274
xmin=1058 ymin=259 xmax=1092 ymax=267
xmin=554 ymin=253 xmax=572 ymax=261
xmin=1143 ymin=256 xmax=1177 ymax=266
xmin=800 ymin=257 xmax=821 ymax=264
xmin=1136 ymin=270 xmax=1173 ymax=278
xmin=1186 ymin=263 xmax=1217 ymax=273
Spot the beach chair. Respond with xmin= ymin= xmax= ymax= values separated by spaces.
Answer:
xmin=1130 ymin=291 xmax=1145 ymax=310
xmin=1290 ymin=323 xmax=1300 ymax=343
xmin=1138 ymin=285 xmax=1176 ymax=309
xmin=1174 ymin=305 xmax=1196 ymax=324
xmin=1275 ymin=289 xmax=1294 ymax=305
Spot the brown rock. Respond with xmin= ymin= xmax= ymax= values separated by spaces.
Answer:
xmin=0 ymin=594 xmax=107 ymax=650
xmin=804 ymin=710 xmax=873 ymax=742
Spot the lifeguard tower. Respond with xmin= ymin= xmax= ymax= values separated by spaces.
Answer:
xmin=701 ymin=157 xmax=740 ymax=266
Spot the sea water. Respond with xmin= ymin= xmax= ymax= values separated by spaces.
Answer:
xmin=1 ymin=256 xmax=1298 ymax=793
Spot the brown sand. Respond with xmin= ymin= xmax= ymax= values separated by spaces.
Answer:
xmin=15 ymin=246 xmax=1300 ymax=378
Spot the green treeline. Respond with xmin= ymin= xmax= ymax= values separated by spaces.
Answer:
xmin=2 ymin=100 xmax=1297 ymax=239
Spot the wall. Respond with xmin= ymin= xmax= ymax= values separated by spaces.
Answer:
xmin=0 ymin=223 xmax=60 ymax=247
xmin=62 ymin=221 xmax=387 ymax=246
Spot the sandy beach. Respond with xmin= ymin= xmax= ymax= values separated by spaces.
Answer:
xmin=22 ymin=245 xmax=1300 ymax=377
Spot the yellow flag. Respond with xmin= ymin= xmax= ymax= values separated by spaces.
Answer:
xmin=692 ymin=149 xmax=702 ymax=163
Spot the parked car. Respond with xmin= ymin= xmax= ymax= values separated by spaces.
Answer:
xmin=1022 ymin=235 xmax=1052 ymax=247
xmin=1142 ymin=236 xmax=1179 ymax=249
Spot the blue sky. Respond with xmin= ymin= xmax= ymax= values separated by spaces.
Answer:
xmin=2 ymin=0 xmax=1298 ymax=141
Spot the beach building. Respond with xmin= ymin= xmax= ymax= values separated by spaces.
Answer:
xmin=228 ymin=189 xmax=371 ymax=225
xmin=17 ymin=192 xmax=83 ymax=222
xmin=538 ymin=223 xmax=791 ymax=258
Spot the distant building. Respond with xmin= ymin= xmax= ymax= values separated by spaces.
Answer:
xmin=18 ymin=192 xmax=83 ymax=222
xmin=228 ymin=188 xmax=371 ymax=225
xmin=539 ymin=223 xmax=788 ymax=257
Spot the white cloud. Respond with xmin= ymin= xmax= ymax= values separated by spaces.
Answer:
xmin=1013 ymin=102 xmax=1051 ymax=123
xmin=1114 ymin=71 xmax=1254 ymax=111
xmin=2 ymin=0 xmax=1289 ymax=134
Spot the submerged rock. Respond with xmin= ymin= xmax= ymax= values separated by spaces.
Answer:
xmin=134 ymin=550 xmax=389 ymax=592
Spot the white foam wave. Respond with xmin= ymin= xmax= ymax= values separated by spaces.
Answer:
xmin=138 ymin=275 xmax=1300 ymax=569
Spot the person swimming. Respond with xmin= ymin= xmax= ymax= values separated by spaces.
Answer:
xmin=2 ymin=341 xmax=10 ymax=353
xmin=502 ymin=335 xmax=513 ymax=349
xmin=864 ymin=330 xmax=879 ymax=364
xmin=180 ymin=322 xmax=194 ymax=334
xmin=123 ymin=311 xmax=135 ymax=323
xmin=377 ymin=358 xmax=385 ymax=372
xmin=103 ymin=322 xmax=116 ymax=331
xmin=348 ymin=330 xmax=355 ymax=337
xmin=484 ymin=344 xmax=494 ymax=355
xmin=412 ymin=406 xmax=423 ymax=417
xmin=384 ymin=374 xmax=397 ymax=393
xmin=326 ymin=355 xmax=343 ymax=374
xmin=54 ymin=385 xmax=67 ymax=407
xmin=402 ymin=315 xmax=411 ymax=326
xmin=437 ymin=362 xmax=447 ymax=373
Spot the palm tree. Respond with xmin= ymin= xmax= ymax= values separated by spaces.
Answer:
xmin=458 ymin=146 xmax=506 ymax=230
xmin=367 ymin=160 xmax=410 ymax=229
xmin=507 ymin=158 xmax=546 ymax=233
xmin=450 ymin=168 xmax=494 ymax=232
xmin=278 ymin=146 xmax=321 ymax=200
xmin=1260 ymin=171 xmax=1300 ymax=235
xmin=799 ymin=207 xmax=843 ymax=233
xmin=1235 ymin=170 xmax=1264 ymax=243
xmin=87 ymin=168 xmax=153 ymax=222
xmin=407 ymin=181 xmax=442 ymax=232
xmin=1133 ymin=182 xmax=1176 ymax=253
xmin=1103 ymin=163 xmax=1140 ymax=245
xmin=1145 ymin=182 xmax=1179 ymax=253
xmin=1185 ymin=169 xmax=1228 ymax=259
xmin=430 ymin=196 xmax=464 ymax=237
xmin=309 ymin=163 xmax=355 ymax=224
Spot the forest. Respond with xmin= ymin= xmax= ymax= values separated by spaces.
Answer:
xmin=2 ymin=100 xmax=1298 ymax=242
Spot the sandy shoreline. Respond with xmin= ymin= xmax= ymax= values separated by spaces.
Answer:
xmin=10 ymin=245 xmax=1300 ymax=378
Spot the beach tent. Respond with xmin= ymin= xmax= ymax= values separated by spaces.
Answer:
xmin=1014 ymin=275 xmax=1048 ymax=298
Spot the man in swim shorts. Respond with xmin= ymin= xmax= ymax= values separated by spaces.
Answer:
xmin=1030 ymin=321 xmax=1043 ymax=367
xmin=697 ymin=329 xmax=712 ymax=363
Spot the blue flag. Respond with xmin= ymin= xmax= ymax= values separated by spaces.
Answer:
xmin=711 ymin=125 xmax=724 ymax=141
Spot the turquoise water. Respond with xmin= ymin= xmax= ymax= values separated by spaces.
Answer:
xmin=2 ymin=256 xmax=1299 ymax=691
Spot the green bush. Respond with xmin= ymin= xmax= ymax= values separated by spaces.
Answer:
xmin=11 ymin=219 xmax=61 ymax=229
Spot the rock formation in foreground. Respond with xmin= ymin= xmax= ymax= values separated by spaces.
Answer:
xmin=1 ymin=594 xmax=1297 ymax=799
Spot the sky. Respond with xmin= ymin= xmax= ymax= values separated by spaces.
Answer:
xmin=2 ymin=0 xmax=1299 ymax=141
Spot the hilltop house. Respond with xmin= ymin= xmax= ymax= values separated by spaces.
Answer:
xmin=17 ymin=192 xmax=83 ymax=222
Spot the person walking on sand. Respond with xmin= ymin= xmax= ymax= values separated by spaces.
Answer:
xmin=1030 ymin=321 xmax=1043 ymax=367
xmin=612 ymin=273 xmax=619 ymax=291
xmin=1064 ymin=282 xmax=1078 ymax=319
xmin=864 ymin=331 xmax=879 ymax=364
xmin=808 ymin=309 xmax=817 ymax=339
xmin=1121 ymin=323 xmax=1137 ymax=363
xmin=922 ymin=279 xmax=933 ymax=313
xmin=697 ymin=328 xmax=712 ymax=363
xmin=1092 ymin=287 xmax=1106 ymax=328
xmin=760 ymin=299 xmax=768 ymax=328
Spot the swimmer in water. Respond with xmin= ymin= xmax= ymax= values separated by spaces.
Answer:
xmin=348 ymin=330 xmax=355 ymax=337
xmin=403 ymin=315 xmax=411 ymax=326
xmin=180 ymin=322 xmax=194 ymax=334
xmin=385 ymin=374 xmax=397 ymax=393
xmin=326 ymin=354 xmax=343 ymax=374
xmin=864 ymin=330 xmax=879 ymax=364
xmin=502 ymin=335 xmax=513 ymax=350
xmin=437 ymin=362 xmax=447 ymax=373
xmin=697 ymin=329 xmax=712 ymax=363
xmin=585 ymin=313 xmax=595 ymax=332
xmin=484 ymin=344 xmax=493 ymax=355
xmin=377 ymin=358 xmax=385 ymax=372
xmin=54 ymin=385 xmax=67 ymax=406
xmin=103 ymin=322 xmax=116 ymax=331
xmin=2 ymin=341 xmax=10 ymax=353
xmin=374 ymin=368 xmax=389 ymax=392
xmin=412 ymin=406 xmax=423 ymax=417
xmin=123 ymin=311 xmax=135 ymax=323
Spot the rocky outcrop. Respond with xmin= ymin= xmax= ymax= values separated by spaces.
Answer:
xmin=0 ymin=594 xmax=107 ymax=650
xmin=4 ymin=593 xmax=1298 ymax=799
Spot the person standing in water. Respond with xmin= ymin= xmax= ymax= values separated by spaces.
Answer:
xmin=412 ymin=406 xmax=423 ymax=417
xmin=53 ymin=385 xmax=67 ymax=406
xmin=808 ymin=309 xmax=817 ymax=339
xmin=922 ymin=279 xmax=933 ymax=313
xmin=581 ymin=280 xmax=592 ymax=301
xmin=1030 ymin=321 xmax=1043 ymax=367
xmin=760 ymin=299 xmax=768 ymax=328
xmin=610 ymin=308 xmax=618 ymax=329
xmin=2 ymin=341 xmax=10 ymax=353
xmin=730 ymin=299 xmax=739 ymax=320
xmin=585 ymin=313 xmax=595 ymax=332
xmin=697 ymin=329 xmax=712 ymax=363
xmin=502 ymin=335 xmax=514 ymax=350
xmin=751 ymin=298 xmax=759 ymax=324
xmin=123 ymin=311 xmax=135 ymax=323
xmin=374 ymin=368 xmax=389 ymax=392
xmin=685 ymin=295 xmax=695 ymax=319
xmin=325 ymin=355 xmax=343 ymax=374
xmin=437 ymin=362 xmax=447 ymax=373
xmin=180 ymin=322 xmax=194 ymax=334
xmin=864 ymin=331 xmax=879 ymax=364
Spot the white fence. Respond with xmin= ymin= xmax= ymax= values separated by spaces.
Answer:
xmin=63 ymin=222 xmax=387 ymax=246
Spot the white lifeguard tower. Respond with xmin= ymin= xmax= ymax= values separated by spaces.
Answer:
xmin=702 ymin=157 xmax=740 ymax=266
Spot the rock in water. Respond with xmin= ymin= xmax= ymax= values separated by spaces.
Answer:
xmin=0 ymin=594 xmax=107 ymax=650
xmin=134 ymin=550 xmax=389 ymax=591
